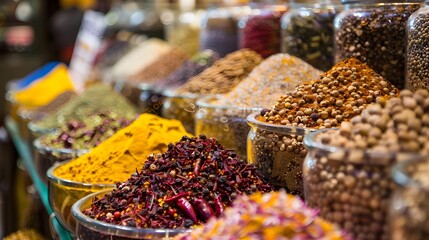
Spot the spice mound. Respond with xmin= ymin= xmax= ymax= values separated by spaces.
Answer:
xmin=215 ymin=53 xmax=322 ymax=108
xmin=53 ymin=114 xmax=190 ymax=184
xmin=34 ymin=84 xmax=137 ymax=130
xmin=40 ymin=114 xmax=134 ymax=150
xmin=263 ymin=58 xmax=399 ymax=128
xmin=175 ymin=49 xmax=263 ymax=95
xmin=3 ymin=228 xmax=45 ymax=240
xmin=82 ymin=135 xmax=273 ymax=228
xmin=175 ymin=191 xmax=349 ymax=240
xmin=153 ymin=50 xmax=219 ymax=91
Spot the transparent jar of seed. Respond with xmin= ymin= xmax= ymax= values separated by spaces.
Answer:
xmin=238 ymin=2 xmax=288 ymax=58
xmin=200 ymin=4 xmax=252 ymax=57
xmin=334 ymin=0 xmax=422 ymax=89
xmin=196 ymin=96 xmax=261 ymax=160
xmin=303 ymin=129 xmax=418 ymax=240
xmin=281 ymin=0 xmax=342 ymax=71
xmin=405 ymin=2 xmax=429 ymax=91
xmin=247 ymin=112 xmax=313 ymax=197
xmin=162 ymin=0 xmax=205 ymax=57
xmin=390 ymin=155 xmax=429 ymax=240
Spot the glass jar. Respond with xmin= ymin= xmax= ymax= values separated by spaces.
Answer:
xmin=334 ymin=0 xmax=422 ymax=89
xmin=200 ymin=5 xmax=252 ymax=57
xmin=238 ymin=3 xmax=287 ymax=58
xmin=281 ymin=0 xmax=342 ymax=71
xmin=303 ymin=129 xmax=418 ymax=240
xmin=162 ymin=1 xmax=205 ymax=57
xmin=406 ymin=3 xmax=429 ymax=91
xmin=195 ymin=96 xmax=260 ymax=160
xmin=390 ymin=156 xmax=429 ymax=240
xmin=247 ymin=112 xmax=312 ymax=197
xmin=161 ymin=91 xmax=201 ymax=134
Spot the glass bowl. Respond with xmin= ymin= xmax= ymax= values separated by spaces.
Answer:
xmin=303 ymin=129 xmax=418 ymax=240
xmin=113 ymin=80 xmax=164 ymax=116
xmin=33 ymin=137 xmax=89 ymax=183
xmin=28 ymin=120 xmax=57 ymax=150
xmin=195 ymin=96 xmax=261 ymax=160
xmin=72 ymin=190 xmax=191 ymax=240
xmin=247 ymin=112 xmax=312 ymax=196
xmin=390 ymin=155 xmax=429 ymax=240
xmin=47 ymin=162 xmax=115 ymax=235
xmin=161 ymin=90 xmax=201 ymax=134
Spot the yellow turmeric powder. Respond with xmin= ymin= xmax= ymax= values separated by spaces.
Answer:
xmin=14 ymin=63 xmax=75 ymax=107
xmin=53 ymin=114 xmax=191 ymax=184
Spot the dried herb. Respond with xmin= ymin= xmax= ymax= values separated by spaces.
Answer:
xmin=83 ymin=135 xmax=273 ymax=228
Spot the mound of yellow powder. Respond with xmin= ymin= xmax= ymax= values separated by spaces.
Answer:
xmin=53 ymin=114 xmax=191 ymax=184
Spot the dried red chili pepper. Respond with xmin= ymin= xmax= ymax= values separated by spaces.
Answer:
xmin=82 ymin=135 xmax=273 ymax=229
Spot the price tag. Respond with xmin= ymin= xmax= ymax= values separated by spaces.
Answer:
xmin=69 ymin=10 xmax=106 ymax=91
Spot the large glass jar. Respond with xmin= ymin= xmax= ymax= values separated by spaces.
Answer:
xmin=238 ymin=3 xmax=287 ymax=58
xmin=303 ymin=129 xmax=417 ymax=240
xmin=334 ymin=0 xmax=422 ymax=89
xmin=247 ymin=112 xmax=312 ymax=197
xmin=390 ymin=156 xmax=429 ymax=240
xmin=405 ymin=3 xmax=429 ymax=91
xmin=162 ymin=1 xmax=205 ymax=57
xmin=281 ymin=0 xmax=341 ymax=71
xmin=200 ymin=5 xmax=252 ymax=57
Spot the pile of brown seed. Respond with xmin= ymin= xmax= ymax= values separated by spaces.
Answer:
xmin=263 ymin=58 xmax=399 ymax=128
xmin=304 ymin=89 xmax=429 ymax=240
xmin=175 ymin=49 xmax=263 ymax=95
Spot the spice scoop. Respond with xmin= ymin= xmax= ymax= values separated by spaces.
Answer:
xmin=80 ymin=135 xmax=273 ymax=230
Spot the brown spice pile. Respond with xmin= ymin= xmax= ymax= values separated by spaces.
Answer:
xmin=130 ymin=48 xmax=188 ymax=83
xmin=175 ymin=49 xmax=263 ymax=95
xmin=263 ymin=58 xmax=399 ymax=128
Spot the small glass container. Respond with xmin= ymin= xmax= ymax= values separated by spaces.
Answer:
xmin=303 ymin=129 xmax=417 ymax=240
xmin=405 ymin=2 xmax=429 ymax=91
xmin=161 ymin=91 xmax=201 ymax=134
xmin=113 ymin=80 xmax=163 ymax=116
xmin=200 ymin=5 xmax=252 ymax=57
xmin=72 ymin=190 xmax=191 ymax=239
xmin=281 ymin=0 xmax=341 ymax=71
xmin=390 ymin=156 xmax=429 ymax=240
xmin=247 ymin=112 xmax=312 ymax=197
xmin=33 ymin=138 xmax=89 ymax=184
xmin=47 ymin=162 xmax=115 ymax=236
xmin=238 ymin=3 xmax=287 ymax=58
xmin=334 ymin=0 xmax=422 ymax=89
xmin=28 ymin=121 xmax=57 ymax=152
xmin=195 ymin=96 xmax=261 ymax=160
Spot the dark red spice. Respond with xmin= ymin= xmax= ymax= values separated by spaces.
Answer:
xmin=83 ymin=135 xmax=273 ymax=229
xmin=240 ymin=10 xmax=284 ymax=58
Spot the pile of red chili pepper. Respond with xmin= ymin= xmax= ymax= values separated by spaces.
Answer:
xmin=82 ymin=135 xmax=273 ymax=229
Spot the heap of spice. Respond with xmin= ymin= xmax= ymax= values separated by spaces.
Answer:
xmin=153 ymin=50 xmax=219 ymax=91
xmin=304 ymin=89 xmax=429 ymax=239
xmin=249 ymin=58 xmax=399 ymax=196
xmin=13 ymin=63 xmax=75 ymax=108
xmin=130 ymin=48 xmax=188 ymax=83
xmin=215 ymin=53 xmax=322 ymax=109
xmin=175 ymin=49 xmax=263 ymax=95
xmin=111 ymin=38 xmax=172 ymax=80
xmin=335 ymin=4 xmax=421 ymax=89
xmin=240 ymin=8 xmax=285 ymax=58
xmin=82 ymin=135 xmax=273 ymax=228
xmin=53 ymin=114 xmax=190 ymax=184
xmin=33 ymin=84 xmax=137 ymax=130
xmin=281 ymin=5 xmax=340 ymax=71
xmin=40 ymin=114 xmax=134 ymax=150
xmin=175 ymin=191 xmax=349 ymax=240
